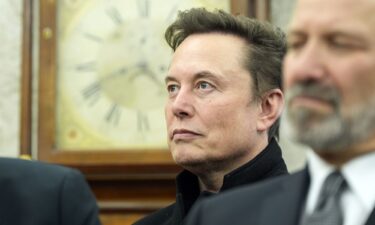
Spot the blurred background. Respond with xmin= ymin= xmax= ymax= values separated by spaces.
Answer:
xmin=0 ymin=0 xmax=307 ymax=224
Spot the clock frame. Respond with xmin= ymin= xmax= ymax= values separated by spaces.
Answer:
xmin=36 ymin=0 xmax=267 ymax=175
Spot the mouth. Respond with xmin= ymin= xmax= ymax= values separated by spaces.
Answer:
xmin=289 ymin=95 xmax=335 ymax=114
xmin=286 ymin=83 xmax=339 ymax=113
xmin=171 ymin=129 xmax=202 ymax=141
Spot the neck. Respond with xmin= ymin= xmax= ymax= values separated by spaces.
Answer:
xmin=197 ymin=171 xmax=224 ymax=193
xmin=191 ymin=136 xmax=269 ymax=192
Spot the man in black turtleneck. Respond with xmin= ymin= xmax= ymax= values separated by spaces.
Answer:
xmin=133 ymin=8 xmax=288 ymax=225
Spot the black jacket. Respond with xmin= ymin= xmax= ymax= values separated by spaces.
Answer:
xmin=133 ymin=138 xmax=288 ymax=225
xmin=185 ymin=168 xmax=375 ymax=225
xmin=0 ymin=157 xmax=101 ymax=225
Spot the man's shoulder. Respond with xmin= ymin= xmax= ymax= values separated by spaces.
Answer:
xmin=0 ymin=157 xmax=79 ymax=173
xmin=0 ymin=157 xmax=100 ymax=225
xmin=0 ymin=157 xmax=83 ymax=184
xmin=189 ymin=170 xmax=306 ymax=223
xmin=215 ymin=172 xmax=293 ymax=203
xmin=133 ymin=203 xmax=177 ymax=225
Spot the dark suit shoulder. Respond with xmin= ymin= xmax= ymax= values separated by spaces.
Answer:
xmin=185 ymin=171 xmax=306 ymax=225
xmin=133 ymin=203 xmax=176 ymax=225
xmin=211 ymin=172 xmax=292 ymax=206
xmin=0 ymin=157 xmax=80 ymax=179
xmin=0 ymin=157 xmax=87 ymax=191
xmin=0 ymin=157 xmax=101 ymax=225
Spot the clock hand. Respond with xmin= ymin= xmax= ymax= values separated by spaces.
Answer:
xmin=145 ymin=69 xmax=164 ymax=88
xmin=136 ymin=61 xmax=164 ymax=88
xmin=100 ymin=65 xmax=136 ymax=84
xmin=105 ymin=66 xmax=128 ymax=79
xmin=101 ymin=63 xmax=165 ymax=97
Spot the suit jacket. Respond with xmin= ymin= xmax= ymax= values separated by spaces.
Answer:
xmin=0 ymin=157 xmax=102 ymax=225
xmin=134 ymin=138 xmax=288 ymax=225
xmin=185 ymin=168 xmax=375 ymax=225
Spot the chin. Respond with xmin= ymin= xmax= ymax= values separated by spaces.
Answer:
xmin=171 ymin=144 xmax=208 ymax=168
xmin=173 ymin=155 xmax=194 ymax=166
xmin=173 ymin=154 xmax=204 ymax=169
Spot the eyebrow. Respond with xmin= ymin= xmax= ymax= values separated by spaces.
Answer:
xmin=165 ymin=70 xmax=223 ymax=84
xmin=287 ymin=30 xmax=306 ymax=39
xmin=195 ymin=71 xmax=222 ymax=82
xmin=288 ymin=29 xmax=367 ymax=43
xmin=164 ymin=76 xmax=177 ymax=84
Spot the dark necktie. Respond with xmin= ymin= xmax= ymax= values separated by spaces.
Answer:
xmin=301 ymin=171 xmax=347 ymax=225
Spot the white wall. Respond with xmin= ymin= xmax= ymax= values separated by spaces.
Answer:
xmin=0 ymin=0 xmax=22 ymax=157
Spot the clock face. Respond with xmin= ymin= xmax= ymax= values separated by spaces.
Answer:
xmin=56 ymin=0 xmax=230 ymax=150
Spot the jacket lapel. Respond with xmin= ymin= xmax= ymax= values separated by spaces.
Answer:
xmin=258 ymin=169 xmax=310 ymax=225
xmin=365 ymin=209 xmax=375 ymax=225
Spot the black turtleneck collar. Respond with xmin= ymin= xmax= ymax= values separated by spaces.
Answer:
xmin=172 ymin=138 xmax=288 ymax=223
xmin=221 ymin=138 xmax=287 ymax=190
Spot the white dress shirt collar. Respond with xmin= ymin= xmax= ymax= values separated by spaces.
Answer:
xmin=341 ymin=151 xmax=375 ymax=212
xmin=305 ymin=149 xmax=375 ymax=225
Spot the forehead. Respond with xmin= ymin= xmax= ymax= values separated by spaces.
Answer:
xmin=168 ymin=33 xmax=249 ymax=80
xmin=289 ymin=0 xmax=375 ymax=36
xmin=172 ymin=33 xmax=247 ymax=66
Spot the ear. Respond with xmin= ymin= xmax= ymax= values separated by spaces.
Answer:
xmin=256 ymin=89 xmax=284 ymax=132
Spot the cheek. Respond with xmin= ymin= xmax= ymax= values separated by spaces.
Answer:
xmin=205 ymin=107 xmax=257 ymax=157
xmin=201 ymin=104 xmax=232 ymax=134
xmin=164 ymin=104 xmax=173 ymax=126
xmin=207 ymin=104 xmax=254 ymax=134
xmin=335 ymin=59 xmax=375 ymax=105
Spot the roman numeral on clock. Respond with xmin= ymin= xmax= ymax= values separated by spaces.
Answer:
xmin=137 ymin=0 xmax=149 ymax=18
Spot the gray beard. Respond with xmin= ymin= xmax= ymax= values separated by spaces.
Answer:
xmin=284 ymin=84 xmax=375 ymax=153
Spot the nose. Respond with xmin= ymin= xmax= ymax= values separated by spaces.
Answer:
xmin=168 ymin=88 xmax=195 ymax=119
xmin=284 ymin=40 xmax=327 ymax=86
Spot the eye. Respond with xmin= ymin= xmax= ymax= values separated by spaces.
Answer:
xmin=195 ymin=81 xmax=216 ymax=94
xmin=287 ymin=40 xmax=304 ymax=51
xmin=327 ymin=35 xmax=366 ymax=52
xmin=197 ymin=81 xmax=214 ymax=90
xmin=286 ymin=34 xmax=306 ymax=52
xmin=330 ymin=40 xmax=355 ymax=50
xmin=166 ymin=84 xmax=180 ymax=96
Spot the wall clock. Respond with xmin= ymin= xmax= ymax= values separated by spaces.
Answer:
xmin=57 ymin=0 xmax=231 ymax=150
xmin=38 ymin=0 xmax=232 ymax=171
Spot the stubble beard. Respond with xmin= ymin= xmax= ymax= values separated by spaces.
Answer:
xmin=284 ymin=83 xmax=375 ymax=154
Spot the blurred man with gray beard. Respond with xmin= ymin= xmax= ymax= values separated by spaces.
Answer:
xmin=185 ymin=0 xmax=375 ymax=224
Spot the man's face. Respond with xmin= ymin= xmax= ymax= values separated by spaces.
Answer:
xmin=283 ymin=0 xmax=375 ymax=153
xmin=165 ymin=33 xmax=263 ymax=173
